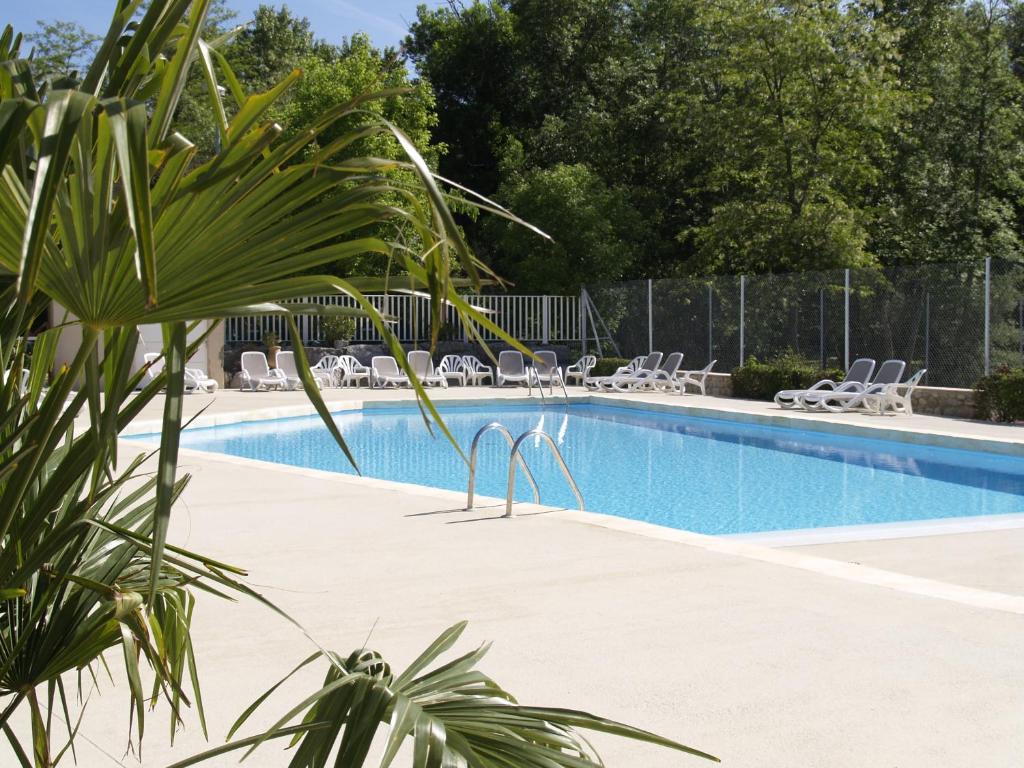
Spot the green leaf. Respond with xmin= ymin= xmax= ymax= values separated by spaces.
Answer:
xmin=107 ymin=99 xmax=158 ymax=306
xmin=150 ymin=322 xmax=187 ymax=603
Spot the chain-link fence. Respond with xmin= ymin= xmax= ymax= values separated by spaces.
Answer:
xmin=584 ymin=258 xmax=1024 ymax=388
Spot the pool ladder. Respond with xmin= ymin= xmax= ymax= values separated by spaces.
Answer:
xmin=526 ymin=366 xmax=569 ymax=402
xmin=465 ymin=422 xmax=584 ymax=518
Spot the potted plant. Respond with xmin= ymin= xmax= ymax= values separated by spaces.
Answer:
xmin=263 ymin=329 xmax=281 ymax=367
xmin=322 ymin=315 xmax=356 ymax=350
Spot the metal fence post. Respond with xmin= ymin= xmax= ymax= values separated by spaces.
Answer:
xmin=542 ymin=295 xmax=550 ymax=344
xmin=924 ymin=292 xmax=930 ymax=377
xmin=819 ymin=287 xmax=825 ymax=368
xmin=647 ymin=279 xmax=654 ymax=353
xmin=984 ymin=257 xmax=991 ymax=375
xmin=844 ymin=268 xmax=850 ymax=371
xmin=707 ymin=283 xmax=713 ymax=362
xmin=580 ymin=289 xmax=588 ymax=355
xmin=739 ymin=275 xmax=745 ymax=367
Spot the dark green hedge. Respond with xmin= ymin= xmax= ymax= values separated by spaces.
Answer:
xmin=975 ymin=367 xmax=1024 ymax=422
xmin=731 ymin=353 xmax=845 ymax=401
xmin=591 ymin=357 xmax=632 ymax=377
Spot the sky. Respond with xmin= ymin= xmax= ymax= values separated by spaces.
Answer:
xmin=4 ymin=0 xmax=448 ymax=50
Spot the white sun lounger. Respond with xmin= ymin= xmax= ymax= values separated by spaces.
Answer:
xmin=774 ymin=357 xmax=875 ymax=409
xmin=590 ymin=352 xmax=664 ymax=390
xmin=609 ymin=351 xmax=682 ymax=391
xmin=371 ymin=356 xmax=411 ymax=388
xmin=144 ymin=352 xmax=219 ymax=393
xmin=564 ymin=355 xmax=596 ymax=386
xmin=800 ymin=359 xmax=906 ymax=412
xmin=276 ymin=351 xmax=329 ymax=390
xmin=583 ymin=354 xmax=646 ymax=388
xmin=532 ymin=350 xmax=564 ymax=387
xmin=3 ymin=367 xmax=30 ymax=396
xmin=461 ymin=355 xmax=494 ymax=385
xmin=239 ymin=351 xmax=288 ymax=391
xmin=408 ymin=350 xmax=449 ymax=388
xmin=675 ymin=360 xmax=717 ymax=396
xmin=496 ymin=350 xmax=530 ymax=387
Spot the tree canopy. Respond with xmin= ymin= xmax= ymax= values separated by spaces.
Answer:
xmin=407 ymin=0 xmax=1024 ymax=291
xmin=24 ymin=0 xmax=1024 ymax=291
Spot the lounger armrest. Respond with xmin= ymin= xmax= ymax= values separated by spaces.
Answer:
xmin=807 ymin=380 xmax=838 ymax=392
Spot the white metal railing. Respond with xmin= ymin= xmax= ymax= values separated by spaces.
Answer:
xmin=224 ymin=294 xmax=580 ymax=346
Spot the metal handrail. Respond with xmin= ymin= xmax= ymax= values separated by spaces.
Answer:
xmin=466 ymin=422 xmax=540 ymax=510
xmin=505 ymin=428 xmax=584 ymax=518
xmin=526 ymin=366 xmax=547 ymax=401
xmin=527 ymin=364 xmax=570 ymax=402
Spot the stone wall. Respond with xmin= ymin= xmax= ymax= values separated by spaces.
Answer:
xmin=907 ymin=385 xmax=976 ymax=419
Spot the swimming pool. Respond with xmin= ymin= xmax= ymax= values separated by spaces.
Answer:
xmin=134 ymin=403 xmax=1024 ymax=536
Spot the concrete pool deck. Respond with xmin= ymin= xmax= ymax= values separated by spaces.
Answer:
xmin=42 ymin=386 xmax=1024 ymax=767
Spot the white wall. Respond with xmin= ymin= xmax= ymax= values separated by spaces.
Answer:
xmin=49 ymin=304 xmax=223 ymax=386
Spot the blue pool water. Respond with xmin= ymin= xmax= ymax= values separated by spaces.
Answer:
xmin=135 ymin=404 xmax=1024 ymax=535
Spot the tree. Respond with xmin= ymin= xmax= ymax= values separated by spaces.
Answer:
xmin=870 ymin=0 xmax=1024 ymax=265
xmin=405 ymin=1 xmax=522 ymax=199
xmin=0 ymin=2 xmax=715 ymax=766
xmin=687 ymin=0 xmax=903 ymax=273
xmin=228 ymin=3 xmax=336 ymax=93
xmin=279 ymin=33 xmax=442 ymax=168
xmin=26 ymin=20 xmax=100 ymax=81
xmin=483 ymin=162 xmax=642 ymax=293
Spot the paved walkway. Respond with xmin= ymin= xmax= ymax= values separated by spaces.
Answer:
xmin=35 ymin=386 xmax=1024 ymax=767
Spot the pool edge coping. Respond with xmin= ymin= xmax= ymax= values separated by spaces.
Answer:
xmin=127 ymin=437 xmax=1024 ymax=617
xmin=122 ymin=391 xmax=1024 ymax=458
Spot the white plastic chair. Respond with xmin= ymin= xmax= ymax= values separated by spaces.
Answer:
xmin=407 ymin=350 xmax=448 ymax=388
xmin=675 ymin=360 xmax=716 ymax=396
xmin=774 ymin=358 xmax=875 ymax=409
xmin=371 ymin=356 xmax=411 ymax=388
xmin=336 ymin=355 xmax=371 ymax=388
xmin=312 ymin=354 xmax=340 ymax=388
xmin=438 ymin=355 xmax=467 ymax=386
xmin=461 ymin=355 xmax=494 ymax=385
xmin=496 ymin=350 xmax=530 ymax=387
xmin=239 ymin=351 xmax=288 ymax=391
xmin=564 ymin=355 xmax=596 ymax=386
xmin=864 ymin=368 xmax=928 ymax=415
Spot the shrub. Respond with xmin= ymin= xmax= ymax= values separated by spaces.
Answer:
xmin=322 ymin=315 xmax=356 ymax=342
xmin=591 ymin=356 xmax=632 ymax=377
xmin=975 ymin=367 xmax=1024 ymax=422
xmin=731 ymin=352 xmax=845 ymax=401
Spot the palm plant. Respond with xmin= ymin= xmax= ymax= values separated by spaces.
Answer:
xmin=0 ymin=1 xmax=716 ymax=765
